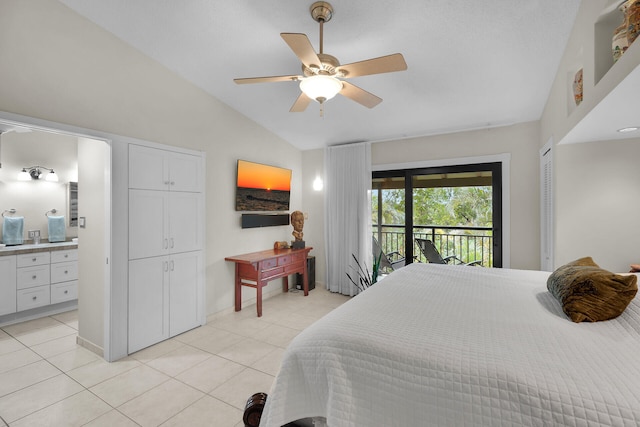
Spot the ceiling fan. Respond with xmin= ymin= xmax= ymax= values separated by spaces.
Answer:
xmin=233 ymin=1 xmax=408 ymax=113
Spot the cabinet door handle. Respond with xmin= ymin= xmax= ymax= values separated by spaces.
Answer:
xmin=32 ymin=296 xmax=37 ymax=300
xmin=32 ymin=275 xmax=37 ymax=280
xmin=64 ymin=254 xmax=68 ymax=258
xmin=170 ymin=181 xmax=175 ymax=186
xmin=170 ymin=260 xmax=174 ymax=271
xmin=32 ymin=258 xmax=36 ymax=262
xmin=164 ymin=261 xmax=169 ymax=272
xmin=64 ymin=270 xmax=68 ymax=274
xmin=164 ymin=239 xmax=168 ymax=249
xmin=164 ymin=180 xmax=170 ymax=185
xmin=170 ymin=238 xmax=174 ymax=248
xmin=64 ymin=290 xmax=68 ymax=294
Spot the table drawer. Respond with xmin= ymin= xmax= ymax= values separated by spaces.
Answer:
xmin=51 ymin=249 xmax=78 ymax=263
xmin=261 ymin=266 xmax=284 ymax=280
xmin=277 ymin=255 xmax=292 ymax=266
xmin=262 ymin=258 xmax=277 ymax=269
xmin=51 ymin=261 xmax=78 ymax=284
xmin=17 ymin=285 xmax=50 ymax=311
xmin=51 ymin=280 xmax=78 ymax=304
xmin=17 ymin=252 xmax=50 ymax=268
xmin=17 ymin=265 xmax=50 ymax=290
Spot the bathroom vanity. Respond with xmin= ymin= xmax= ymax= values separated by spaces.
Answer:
xmin=0 ymin=241 xmax=78 ymax=325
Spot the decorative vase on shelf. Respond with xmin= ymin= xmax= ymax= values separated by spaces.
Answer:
xmin=627 ymin=0 xmax=640 ymax=46
xmin=573 ymin=68 xmax=583 ymax=106
xmin=613 ymin=2 xmax=630 ymax=62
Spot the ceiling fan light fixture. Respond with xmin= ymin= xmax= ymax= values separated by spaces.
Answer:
xmin=299 ymin=75 xmax=343 ymax=103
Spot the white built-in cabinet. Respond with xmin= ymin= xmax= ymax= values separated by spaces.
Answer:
xmin=128 ymin=144 xmax=205 ymax=354
xmin=0 ymin=256 xmax=17 ymax=316
xmin=50 ymin=250 xmax=79 ymax=304
xmin=129 ymin=144 xmax=202 ymax=192
xmin=0 ymin=247 xmax=78 ymax=317
xmin=128 ymin=190 xmax=202 ymax=259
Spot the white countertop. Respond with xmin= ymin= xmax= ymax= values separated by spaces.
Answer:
xmin=0 ymin=241 xmax=78 ymax=256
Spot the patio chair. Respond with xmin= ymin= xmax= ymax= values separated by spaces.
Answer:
xmin=373 ymin=236 xmax=405 ymax=271
xmin=415 ymin=238 xmax=482 ymax=266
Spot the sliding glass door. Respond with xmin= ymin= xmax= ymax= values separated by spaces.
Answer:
xmin=372 ymin=162 xmax=502 ymax=268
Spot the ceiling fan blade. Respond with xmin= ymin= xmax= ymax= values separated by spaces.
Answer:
xmin=290 ymin=92 xmax=312 ymax=112
xmin=337 ymin=53 xmax=407 ymax=78
xmin=281 ymin=33 xmax=322 ymax=69
xmin=340 ymin=81 xmax=382 ymax=108
xmin=234 ymin=75 xmax=301 ymax=84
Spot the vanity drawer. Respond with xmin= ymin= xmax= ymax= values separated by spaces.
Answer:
xmin=17 ymin=285 xmax=50 ymax=311
xmin=51 ymin=280 xmax=77 ymax=304
xmin=17 ymin=265 xmax=50 ymax=289
xmin=17 ymin=252 xmax=50 ymax=268
xmin=51 ymin=249 xmax=78 ymax=263
xmin=51 ymin=261 xmax=78 ymax=284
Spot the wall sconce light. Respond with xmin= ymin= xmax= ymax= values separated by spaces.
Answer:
xmin=313 ymin=176 xmax=324 ymax=191
xmin=18 ymin=166 xmax=59 ymax=182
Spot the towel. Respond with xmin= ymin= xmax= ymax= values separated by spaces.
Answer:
xmin=48 ymin=215 xmax=66 ymax=243
xmin=3 ymin=216 xmax=24 ymax=245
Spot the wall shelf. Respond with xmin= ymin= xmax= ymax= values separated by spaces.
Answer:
xmin=559 ymin=0 xmax=640 ymax=145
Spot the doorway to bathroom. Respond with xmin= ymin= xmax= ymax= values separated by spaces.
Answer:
xmin=0 ymin=116 xmax=111 ymax=358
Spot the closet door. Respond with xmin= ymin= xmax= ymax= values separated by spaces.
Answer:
xmin=169 ymin=152 xmax=202 ymax=192
xmin=128 ymin=256 xmax=169 ymax=353
xmin=169 ymin=251 xmax=202 ymax=336
xmin=168 ymin=192 xmax=202 ymax=255
xmin=129 ymin=190 xmax=168 ymax=260
xmin=129 ymin=144 xmax=169 ymax=191
xmin=540 ymin=140 xmax=554 ymax=271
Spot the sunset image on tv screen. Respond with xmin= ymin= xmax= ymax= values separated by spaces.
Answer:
xmin=236 ymin=160 xmax=291 ymax=211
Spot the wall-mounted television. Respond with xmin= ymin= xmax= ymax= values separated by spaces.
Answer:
xmin=236 ymin=159 xmax=292 ymax=211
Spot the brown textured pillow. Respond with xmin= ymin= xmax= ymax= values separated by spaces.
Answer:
xmin=547 ymin=257 xmax=638 ymax=322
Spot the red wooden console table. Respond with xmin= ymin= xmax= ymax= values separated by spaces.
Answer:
xmin=225 ymin=247 xmax=313 ymax=317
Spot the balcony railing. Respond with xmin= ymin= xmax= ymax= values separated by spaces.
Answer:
xmin=373 ymin=224 xmax=493 ymax=268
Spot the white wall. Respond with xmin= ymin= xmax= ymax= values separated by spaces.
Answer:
xmin=0 ymin=130 xmax=78 ymax=242
xmin=301 ymin=149 xmax=326 ymax=285
xmin=540 ymin=0 xmax=640 ymax=271
xmin=0 ymin=0 xmax=303 ymax=343
xmin=371 ymin=122 xmax=541 ymax=270
xmin=554 ymin=139 xmax=640 ymax=272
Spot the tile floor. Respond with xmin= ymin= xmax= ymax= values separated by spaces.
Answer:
xmin=0 ymin=286 xmax=350 ymax=426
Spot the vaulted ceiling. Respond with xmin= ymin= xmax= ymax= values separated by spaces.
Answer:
xmin=59 ymin=0 xmax=582 ymax=150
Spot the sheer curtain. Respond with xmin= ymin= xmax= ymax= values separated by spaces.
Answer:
xmin=324 ymin=143 xmax=372 ymax=296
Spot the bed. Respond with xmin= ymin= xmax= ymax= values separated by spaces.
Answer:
xmin=257 ymin=263 xmax=640 ymax=427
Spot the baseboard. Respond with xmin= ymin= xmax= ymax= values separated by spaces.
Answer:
xmin=77 ymin=335 xmax=104 ymax=358
xmin=0 ymin=301 xmax=77 ymax=328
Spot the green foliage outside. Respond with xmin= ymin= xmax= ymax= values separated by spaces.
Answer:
xmin=372 ymin=186 xmax=494 ymax=266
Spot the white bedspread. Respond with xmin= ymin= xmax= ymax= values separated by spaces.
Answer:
xmin=259 ymin=263 xmax=640 ymax=427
